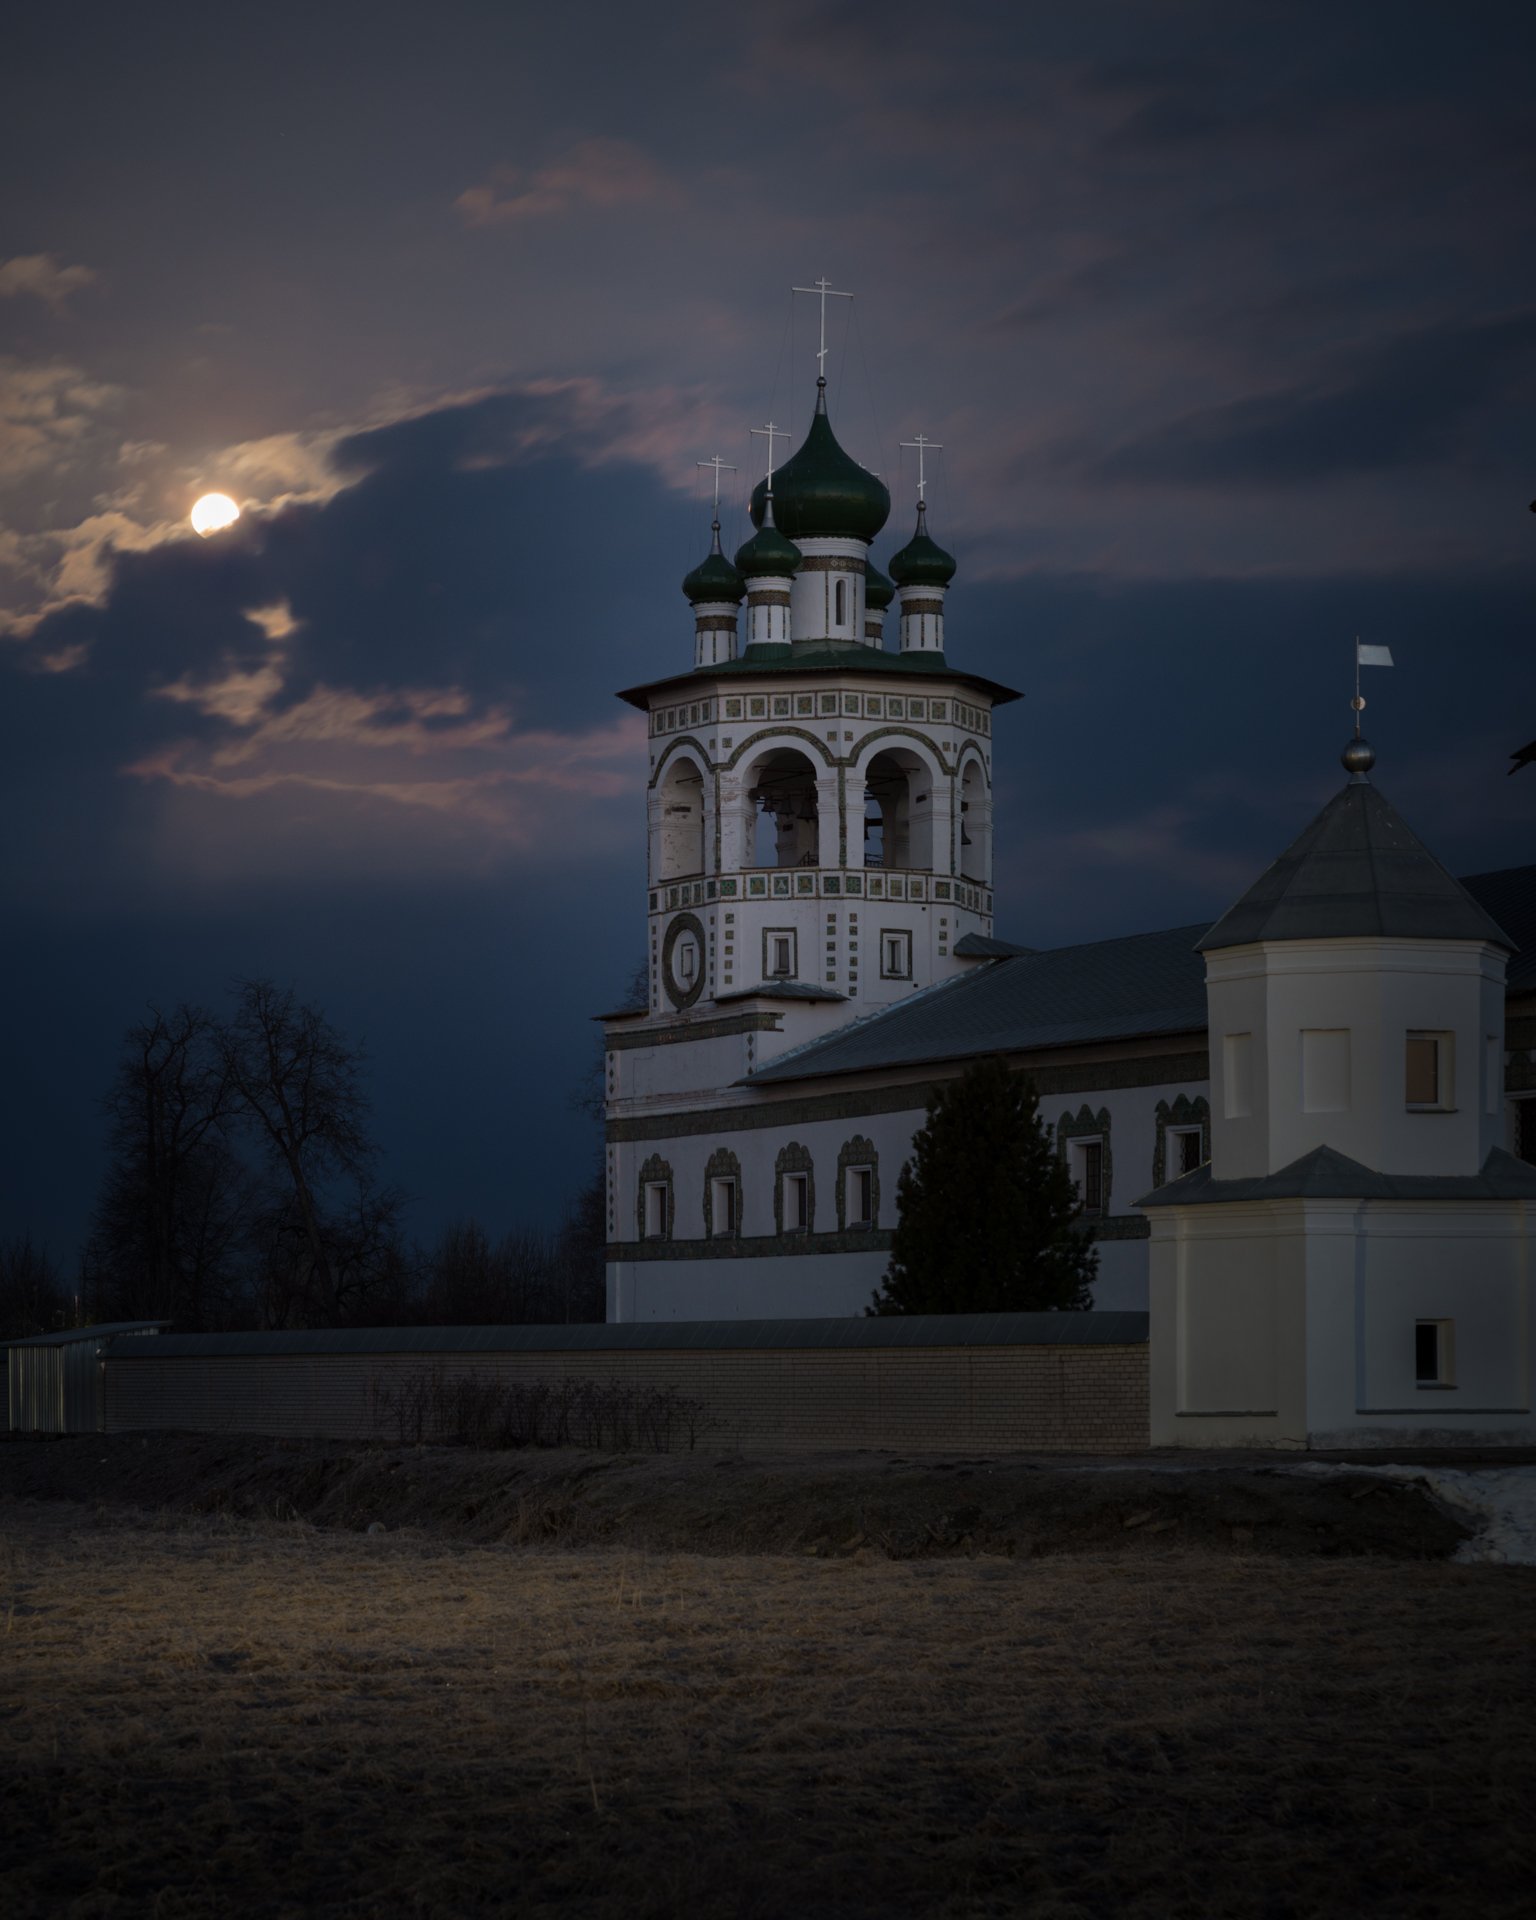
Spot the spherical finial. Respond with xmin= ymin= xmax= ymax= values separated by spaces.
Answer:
xmin=1341 ymin=736 xmax=1375 ymax=776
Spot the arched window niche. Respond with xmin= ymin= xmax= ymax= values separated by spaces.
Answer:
xmin=959 ymin=755 xmax=991 ymax=883
xmin=656 ymin=754 xmax=706 ymax=880
xmin=743 ymin=746 xmax=821 ymax=869
xmin=862 ymin=747 xmax=935 ymax=873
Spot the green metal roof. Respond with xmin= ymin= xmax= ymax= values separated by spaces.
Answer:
xmin=864 ymin=559 xmax=895 ymax=611
xmin=103 ymin=1312 xmax=1146 ymax=1358
xmin=748 ymin=383 xmax=890 ymax=543
xmin=1199 ymin=777 xmax=1513 ymax=953
xmin=1138 ymin=1144 xmax=1536 ymax=1208
xmin=734 ymin=508 xmax=802 ymax=578
xmin=888 ymin=503 xmax=957 ymax=588
xmin=681 ymin=526 xmax=745 ymax=605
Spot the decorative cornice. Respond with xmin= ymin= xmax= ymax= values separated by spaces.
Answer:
xmin=606 ymin=1011 xmax=784 ymax=1051
xmin=606 ymin=1052 xmax=1211 ymax=1144
xmin=606 ymin=1227 xmax=894 ymax=1263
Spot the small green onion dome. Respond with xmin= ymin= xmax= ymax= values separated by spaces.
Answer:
xmin=888 ymin=502 xmax=956 ymax=588
xmin=734 ymin=498 xmax=802 ymax=578
xmin=748 ymin=381 xmax=890 ymax=544
xmin=864 ymin=560 xmax=895 ymax=611
xmin=682 ymin=522 xmax=745 ymax=604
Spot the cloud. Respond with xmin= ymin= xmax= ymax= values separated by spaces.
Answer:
xmin=0 ymin=253 xmax=96 ymax=309
xmin=0 ymin=358 xmax=121 ymax=486
xmin=455 ymin=138 xmax=674 ymax=227
xmin=1086 ymin=312 xmax=1536 ymax=489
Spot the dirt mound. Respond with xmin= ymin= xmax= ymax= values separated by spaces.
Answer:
xmin=0 ymin=1434 xmax=1473 ymax=1560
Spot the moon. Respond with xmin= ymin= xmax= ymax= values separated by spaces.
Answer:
xmin=191 ymin=492 xmax=241 ymax=536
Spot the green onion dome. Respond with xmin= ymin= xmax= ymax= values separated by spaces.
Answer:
xmin=748 ymin=381 xmax=890 ymax=544
xmin=888 ymin=502 xmax=956 ymax=588
xmin=864 ymin=560 xmax=895 ymax=611
xmin=734 ymin=499 xmax=802 ymax=578
xmin=682 ymin=522 xmax=745 ymax=604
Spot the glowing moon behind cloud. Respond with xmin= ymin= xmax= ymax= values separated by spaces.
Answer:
xmin=191 ymin=492 xmax=240 ymax=536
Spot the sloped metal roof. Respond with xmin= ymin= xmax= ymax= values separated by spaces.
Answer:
xmin=104 ymin=1312 xmax=1146 ymax=1359
xmin=953 ymin=933 xmax=1035 ymax=958
xmin=1198 ymin=779 xmax=1512 ymax=953
xmin=1 ymin=1320 xmax=170 ymax=1349
xmin=745 ymin=923 xmax=1210 ymax=1085
xmin=1137 ymin=1145 xmax=1536 ymax=1208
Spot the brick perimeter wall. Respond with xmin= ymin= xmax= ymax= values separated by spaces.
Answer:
xmin=105 ymin=1345 xmax=1150 ymax=1452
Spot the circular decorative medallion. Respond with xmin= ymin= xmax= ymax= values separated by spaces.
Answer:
xmin=661 ymin=912 xmax=707 ymax=1010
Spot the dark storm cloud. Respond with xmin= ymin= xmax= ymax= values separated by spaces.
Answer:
xmin=1085 ymin=313 xmax=1536 ymax=488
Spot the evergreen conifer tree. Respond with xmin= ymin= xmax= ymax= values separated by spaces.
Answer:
xmin=868 ymin=1057 xmax=1097 ymax=1315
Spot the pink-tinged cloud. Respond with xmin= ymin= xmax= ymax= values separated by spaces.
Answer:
xmin=0 ymin=254 xmax=96 ymax=309
xmin=455 ymin=139 xmax=675 ymax=227
xmin=125 ymin=686 xmax=648 ymax=866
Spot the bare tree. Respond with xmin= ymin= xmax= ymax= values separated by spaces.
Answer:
xmin=218 ymin=980 xmax=381 ymax=1325
xmin=0 ymin=1236 xmax=71 ymax=1340
xmin=84 ymin=1006 xmax=251 ymax=1329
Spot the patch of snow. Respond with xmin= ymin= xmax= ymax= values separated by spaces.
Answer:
xmin=1287 ymin=1463 xmax=1536 ymax=1566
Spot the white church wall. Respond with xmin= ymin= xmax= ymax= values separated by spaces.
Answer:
xmin=608 ymin=1250 xmax=885 ymax=1323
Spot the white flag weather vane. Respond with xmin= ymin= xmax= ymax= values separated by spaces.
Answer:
xmin=1353 ymin=637 xmax=1394 ymax=736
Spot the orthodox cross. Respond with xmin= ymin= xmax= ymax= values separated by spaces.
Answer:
xmin=750 ymin=421 xmax=789 ymax=487
xmin=900 ymin=434 xmax=944 ymax=505
xmin=696 ymin=455 xmax=736 ymax=519
xmin=792 ymin=278 xmax=853 ymax=381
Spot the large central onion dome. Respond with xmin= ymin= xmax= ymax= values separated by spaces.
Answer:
xmin=749 ymin=380 xmax=890 ymax=544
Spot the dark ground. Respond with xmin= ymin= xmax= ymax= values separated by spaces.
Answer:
xmin=2 ymin=1438 xmax=1532 ymax=1919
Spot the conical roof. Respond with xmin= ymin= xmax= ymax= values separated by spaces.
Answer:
xmin=1198 ymin=771 xmax=1513 ymax=952
xmin=749 ymin=382 xmax=890 ymax=543
xmin=888 ymin=501 xmax=956 ymax=588
xmin=681 ymin=523 xmax=744 ymax=605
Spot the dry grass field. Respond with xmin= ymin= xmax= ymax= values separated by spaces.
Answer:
xmin=2 ymin=1455 xmax=1533 ymax=1919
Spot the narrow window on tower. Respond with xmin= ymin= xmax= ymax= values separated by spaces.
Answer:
xmin=880 ymin=929 xmax=912 ymax=979
xmin=784 ymin=1172 xmax=809 ymax=1232
xmin=764 ymin=929 xmax=797 ymax=978
xmin=642 ymin=1182 xmax=668 ymax=1240
xmin=835 ymin=577 xmax=847 ymax=627
xmin=1169 ymin=1126 xmax=1204 ymax=1177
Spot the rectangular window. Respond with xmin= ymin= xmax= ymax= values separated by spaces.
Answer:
xmin=785 ymin=1172 xmax=809 ymax=1231
xmin=1415 ymin=1319 xmax=1454 ymax=1386
xmin=1170 ymin=1127 xmax=1203 ymax=1177
xmin=847 ymin=1166 xmax=873 ymax=1227
xmin=710 ymin=1177 xmax=738 ymax=1237
xmin=764 ymin=929 xmax=796 ymax=978
xmin=1406 ymin=1031 xmax=1454 ymax=1109
xmin=643 ymin=1182 xmax=667 ymax=1240
xmin=1301 ymin=1028 xmax=1351 ymax=1113
xmin=1074 ymin=1140 xmax=1104 ymax=1215
xmin=1223 ymin=1033 xmax=1252 ymax=1120
xmin=880 ymin=929 xmax=912 ymax=979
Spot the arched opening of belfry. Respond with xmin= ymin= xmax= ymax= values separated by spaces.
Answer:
xmin=863 ymin=748 xmax=933 ymax=871
xmin=657 ymin=755 xmax=706 ymax=878
xmin=746 ymin=748 xmax=821 ymax=868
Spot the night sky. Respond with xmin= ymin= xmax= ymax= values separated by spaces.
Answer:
xmin=4 ymin=0 xmax=1534 ymax=1267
